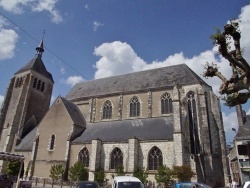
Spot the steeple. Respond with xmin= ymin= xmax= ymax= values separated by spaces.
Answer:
xmin=36 ymin=40 xmax=44 ymax=56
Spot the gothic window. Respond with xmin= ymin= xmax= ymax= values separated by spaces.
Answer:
xmin=130 ymin=96 xmax=140 ymax=117
xmin=148 ymin=146 xmax=163 ymax=170
xmin=41 ymin=82 xmax=45 ymax=92
xmin=205 ymin=93 xmax=213 ymax=154
xmin=79 ymin=147 xmax=90 ymax=167
xmin=33 ymin=78 xmax=38 ymax=88
xmin=103 ymin=100 xmax=112 ymax=119
xmin=49 ymin=134 xmax=55 ymax=150
xmin=37 ymin=80 xmax=41 ymax=90
xmin=18 ymin=77 xmax=23 ymax=87
xmin=110 ymin=147 xmax=123 ymax=170
xmin=187 ymin=92 xmax=201 ymax=154
xmin=161 ymin=92 xmax=173 ymax=114
xmin=15 ymin=78 xmax=20 ymax=88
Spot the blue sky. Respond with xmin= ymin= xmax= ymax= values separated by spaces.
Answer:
xmin=0 ymin=1 xmax=250 ymax=143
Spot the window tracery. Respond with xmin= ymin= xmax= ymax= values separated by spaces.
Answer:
xmin=161 ymin=92 xmax=173 ymax=114
xmin=79 ymin=147 xmax=90 ymax=167
xmin=103 ymin=100 xmax=112 ymax=119
xmin=187 ymin=92 xmax=201 ymax=154
xmin=130 ymin=96 xmax=140 ymax=117
xmin=110 ymin=147 xmax=123 ymax=170
xmin=148 ymin=146 xmax=163 ymax=170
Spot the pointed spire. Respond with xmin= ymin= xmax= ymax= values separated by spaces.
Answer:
xmin=36 ymin=30 xmax=45 ymax=56
xmin=36 ymin=40 xmax=44 ymax=56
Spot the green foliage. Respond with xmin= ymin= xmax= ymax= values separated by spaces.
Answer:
xmin=171 ymin=165 xmax=196 ymax=182
xmin=49 ymin=163 xmax=64 ymax=181
xmin=115 ymin=165 xmax=126 ymax=176
xmin=6 ymin=160 xmax=21 ymax=176
xmin=155 ymin=165 xmax=172 ymax=186
xmin=94 ymin=168 xmax=106 ymax=186
xmin=68 ymin=162 xmax=88 ymax=183
xmin=133 ymin=166 xmax=148 ymax=184
xmin=111 ymin=165 xmax=126 ymax=179
xmin=210 ymin=28 xmax=224 ymax=45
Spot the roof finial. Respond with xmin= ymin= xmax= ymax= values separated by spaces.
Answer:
xmin=36 ymin=30 xmax=45 ymax=56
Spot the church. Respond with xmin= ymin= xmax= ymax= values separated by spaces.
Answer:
xmin=0 ymin=41 xmax=229 ymax=186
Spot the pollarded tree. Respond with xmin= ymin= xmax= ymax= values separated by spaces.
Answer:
xmin=203 ymin=20 xmax=250 ymax=107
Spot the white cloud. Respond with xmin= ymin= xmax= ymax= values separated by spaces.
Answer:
xmin=60 ymin=67 xmax=65 ymax=74
xmin=0 ymin=0 xmax=62 ymax=23
xmin=62 ymin=76 xmax=85 ymax=87
xmin=93 ymin=21 xmax=104 ymax=31
xmin=85 ymin=4 xmax=89 ymax=10
xmin=239 ymin=5 xmax=250 ymax=63
xmin=0 ymin=17 xmax=19 ymax=60
xmin=31 ymin=0 xmax=62 ymax=23
xmin=0 ymin=95 xmax=4 ymax=107
xmin=94 ymin=41 xmax=146 ymax=79
xmin=222 ymin=112 xmax=238 ymax=143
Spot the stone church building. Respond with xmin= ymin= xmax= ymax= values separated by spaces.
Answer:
xmin=0 ymin=41 xmax=229 ymax=186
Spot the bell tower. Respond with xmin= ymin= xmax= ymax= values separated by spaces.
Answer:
xmin=0 ymin=40 xmax=54 ymax=159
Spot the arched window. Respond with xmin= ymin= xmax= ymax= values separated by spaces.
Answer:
xmin=41 ymin=82 xmax=45 ymax=92
xmin=148 ymin=146 xmax=163 ymax=170
xmin=18 ymin=77 xmax=23 ymax=87
xmin=103 ymin=100 xmax=112 ymax=119
xmin=130 ymin=96 xmax=140 ymax=117
xmin=110 ymin=147 xmax=123 ymax=170
xmin=79 ymin=147 xmax=90 ymax=167
xmin=33 ymin=78 xmax=38 ymax=88
xmin=187 ymin=92 xmax=200 ymax=154
xmin=49 ymin=134 xmax=55 ymax=150
xmin=161 ymin=92 xmax=173 ymax=114
xmin=205 ymin=93 xmax=213 ymax=154
xmin=37 ymin=80 xmax=41 ymax=90
xmin=15 ymin=78 xmax=20 ymax=88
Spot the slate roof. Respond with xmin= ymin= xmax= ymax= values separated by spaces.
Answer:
xmin=66 ymin=64 xmax=209 ymax=100
xmin=15 ymin=126 xmax=37 ymax=151
xmin=15 ymin=55 xmax=54 ymax=82
xmin=60 ymin=96 xmax=86 ymax=127
xmin=235 ymin=114 xmax=250 ymax=140
xmin=72 ymin=116 xmax=174 ymax=144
